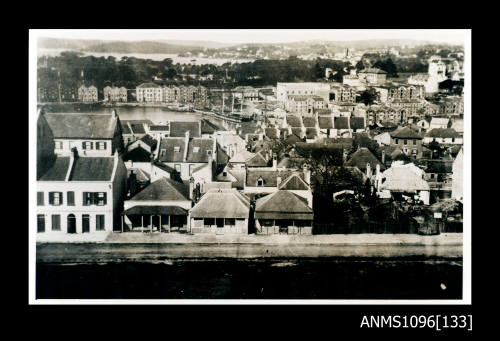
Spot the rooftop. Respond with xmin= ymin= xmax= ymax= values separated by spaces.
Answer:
xmin=44 ymin=113 xmax=118 ymax=139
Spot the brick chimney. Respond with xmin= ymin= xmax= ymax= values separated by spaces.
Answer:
xmin=381 ymin=150 xmax=386 ymax=164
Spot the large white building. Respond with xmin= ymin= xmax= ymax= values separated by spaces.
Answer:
xmin=37 ymin=151 xmax=128 ymax=235
xmin=276 ymin=82 xmax=331 ymax=108
xmin=136 ymin=82 xmax=163 ymax=103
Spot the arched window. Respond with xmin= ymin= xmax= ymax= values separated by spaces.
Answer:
xmin=257 ymin=177 xmax=264 ymax=187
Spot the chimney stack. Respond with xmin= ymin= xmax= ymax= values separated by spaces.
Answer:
xmin=272 ymin=153 xmax=277 ymax=170
xmin=303 ymin=163 xmax=311 ymax=186
xmin=112 ymin=109 xmax=117 ymax=119
xmin=189 ymin=177 xmax=195 ymax=200
xmin=366 ymin=162 xmax=372 ymax=179
xmin=381 ymin=150 xmax=386 ymax=164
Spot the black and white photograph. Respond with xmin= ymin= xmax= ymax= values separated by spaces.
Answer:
xmin=29 ymin=29 xmax=470 ymax=304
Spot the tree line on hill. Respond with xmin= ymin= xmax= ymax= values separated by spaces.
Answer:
xmin=38 ymin=51 xmax=437 ymax=91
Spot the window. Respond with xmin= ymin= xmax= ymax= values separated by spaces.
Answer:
xmin=404 ymin=139 xmax=408 ymax=145
xmin=216 ymin=218 xmax=224 ymax=228
xmin=82 ymin=141 xmax=93 ymax=150
xmin=51 ymin=214 xmax=61 ymax=231
xmin=160 ymin=149 xmax=166 ymax=157
xmin=175 ymin=164 xmax=181 ymax=172
xmin=394 ymin=139 xmax=399 ymax=144
xmin=452 ymin=138 xmax=455 ymax=143
xmin=67 ymin=191 xmax=75 ymax=206
xmin=96 ymin=142 xmax=107 ymax=150
xmin=55 ymin=141 xmax=63 ymax=150
xmin=37 ymin=215 xmax=45 ymax=233
xmin=260 ymin=219 xmax=274 ymax=227
xmin=83 ymin=192 xmax=93 ymax=206
xmin=413 ymin=140 xmax=417 ymax=145
xmin=207 ymin=150 xmax=212 ymax=157
xmin=257 ymin=177 xmax=264 ymax=187
xmin=49 ymin=192 xmax=63 ymax=206
xmin=96 ymin=215 xmax=105 ymax=231
xmin=95 ymin=192 xmax=107 ymax=206
xmin=37 ymin=192 xmax=44 ymax=206
xmin=204 ymin=218 xmax=215 ymax=227
xmin=224 ymin=218 xmax=235 ymax=227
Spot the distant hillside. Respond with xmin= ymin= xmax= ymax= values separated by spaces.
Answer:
xmin=82 ymin=40 xmax=201 ymax=54
xmin=38 ymin=38 xmax=207 ymax=54
xmin=158 ymin=40 xmax=238 ymax=49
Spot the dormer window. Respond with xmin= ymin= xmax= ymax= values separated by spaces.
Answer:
xmin=193 ymin=147 xmax=200 ymax=153
xmin=257 ymin=177 xmax=264 ymax=187
xmin=160 ymin=149 xmax=166 ymax=157
xmin=207 ymin=150 xmax=212 ymax=156
xmin=174 ymin=146 xmax=181 ymax=153
xmin=223 ymin=171 xmax=227 ymax=177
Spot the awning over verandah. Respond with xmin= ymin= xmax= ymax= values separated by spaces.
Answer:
xmin=121 ymin=205 xmax=188 ymax=233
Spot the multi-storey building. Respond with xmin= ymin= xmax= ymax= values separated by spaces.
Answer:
xmin=358 ymin=68 xmax=387 ymax=85
xmin=386 ymin=83 xmax=427 ymax=120
xmin=78 ymin=85 xmax=98 ymax=102
xmin=104 ymin=86 xmax=127 ymax=102
xmin=329 ymin=83 xmax=357 ymax=103
xmin=389 ymin=127 xmax=423 ymax=158
xmin=37 ymin=151 xmax=128 ymax=234
xmin=36 ymin=110 xmax=128 ymax=236
xmin=285 ymin=95 xmax=326 ymax=114
xmin=43 ymin=110 xmax=124 ymax=157
xmin=277 ymin=82 xmax=331 ymax=108
xmin=136 ymin=82 xmax=163 ymax=103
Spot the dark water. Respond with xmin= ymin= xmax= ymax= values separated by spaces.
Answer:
xmin=36 ymin=259 xmax=462 ymax=299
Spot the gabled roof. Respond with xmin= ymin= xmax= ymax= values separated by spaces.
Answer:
xmin=334 ymin=117 xmax=349 ymax=129
xmin=425 ymin=128 xmax=460 ymax=139
xmin=284 ymin=133 xmax=303 ymax=145
xmin=350 ymin=117 xmax=365 ymax=130
xmin=129 ymin=177 xmax=189 ymax=202
xmin=230 ymin=149 xmax=256 ymax=164
xmin=381 ymin=163 xmax=429 ymax=192
xmin=130 ymin=123 xmax=146 ymax=134
xmin=121 ymin=123 xmax=132 ymax=134
xmin=186 ymin=139 xmax=214 ymax=163
xmin=246 ymin=169 xmax=306 ymax=188
xmin=359 ymin=68 xmax=387 ymax=74
xmin=170 ymin=121 xmax=201 ymax=138
xmin=246 ymin=151 xmax=268 ymax=167
xmin=190 ymin=188 xmax=250 ymax=218
xmin=291 ymin=127 xmax=304 ymax=138
xmin=44 ymin=113 xmax=118 ymax=139
xmin=127 ymin=168 xmax=150 ymax=183
xmin=123 ymin=146 xmax=152 ymax=163
xmin=318 ymin=116 xmax=334 ymax=129
xmin=69 ymin=157 xmax=116 ymax=181
xmin=286 ymin=115 xmax=302 ymax=127
xmin=265 ymin=128 xmax=279 ymax=139
xmin=390 ymin=127 xmax=422 ymax=139
xmin=346 ymin=147 xmax=385 ymax=172
xmin=305 ymin=127 xmax=318 ymax=139
xmin=138 ymin=134 xmax=157 ymax=148
xmin=38 ymin=156 xmax=70 ymax=181
xmin=302 ymin=116 xmax=317 ymax=128
xmin=137 ymin=82 xmax=161 ymax=88
xmin=430 ymin=117 xmax=450 ymax=126
xmin=201 ymin=119 xmax=217 ymax=134
xmin=279 ymin=173 xmax=309 ymax=190
xmin=255 ymin=190 xmax=313 ymax=220
xmin=158 ymin=138 xmax=186 ymax=163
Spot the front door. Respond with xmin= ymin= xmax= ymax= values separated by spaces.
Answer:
xmin=67 ymin=214 xmax=76 ymax=234
xmin=82 ymin=215 xmax=90 ymax=233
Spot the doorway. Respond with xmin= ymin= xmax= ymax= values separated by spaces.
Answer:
xmin=82 ymin=214 xmax=90 ymax=233
xmin=67 ymin=214 xmax=76 ymax=234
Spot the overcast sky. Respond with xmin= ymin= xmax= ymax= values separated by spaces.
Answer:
xmin=33 ymin=29 xmax=468 ymax=45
